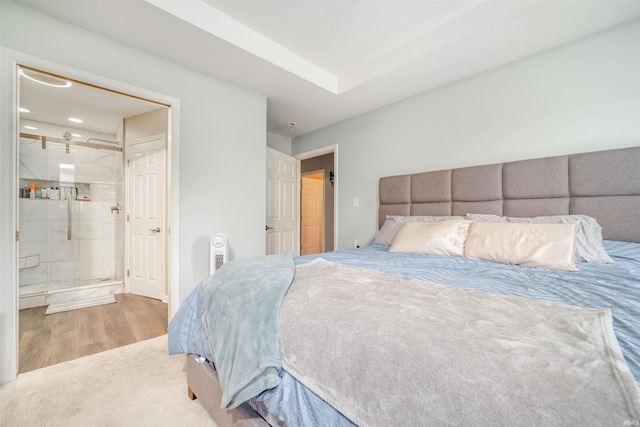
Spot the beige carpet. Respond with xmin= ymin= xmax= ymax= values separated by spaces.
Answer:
xmin=0 ymin=335 xmax=217 ymax=427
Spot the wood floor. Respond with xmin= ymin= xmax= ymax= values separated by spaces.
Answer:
xmin=19 ymin=293 xmax=168 ymax=373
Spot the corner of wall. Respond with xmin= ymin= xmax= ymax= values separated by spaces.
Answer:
xmin=266 ymin=132 xmax=292 ymax=156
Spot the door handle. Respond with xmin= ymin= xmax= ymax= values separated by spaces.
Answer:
xmin=265 ymin=225 xmax=274 ymax=231
xmin=150 ymin=227 xmax=161 ymax=233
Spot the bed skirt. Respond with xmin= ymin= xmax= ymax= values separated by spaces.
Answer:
xmin=185 ymin=354 xmax=270 ymax=426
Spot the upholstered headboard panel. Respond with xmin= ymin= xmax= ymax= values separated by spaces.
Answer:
xmin=379 ymin=146 xmax=640 ymax=243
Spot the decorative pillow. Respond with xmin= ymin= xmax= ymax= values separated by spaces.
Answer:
xmin=374 ymin=215 xmax=464 ymax=246
xmin=465 ymin=221 xmax=579 ymax=271
xmin=466 ymin=213 xmax=614 ymax=263
xmin=388 ymin=220 xmax=472 ymax=256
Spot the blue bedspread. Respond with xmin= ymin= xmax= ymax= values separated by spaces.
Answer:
xmin=169 ymin=240 xmax=640 ymax=426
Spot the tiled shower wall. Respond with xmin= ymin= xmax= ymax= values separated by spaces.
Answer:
xmin=18 ymin=124 xmax=123 ymax=296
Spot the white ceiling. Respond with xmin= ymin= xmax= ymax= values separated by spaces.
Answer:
xmin=15 ymin=0 xmax=640 ymax=138
xmin=19 ymin=68 xmax=164 ymax=136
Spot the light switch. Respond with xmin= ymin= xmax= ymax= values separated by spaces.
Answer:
xmin=354 ymin=197 xmax=359 ymax=207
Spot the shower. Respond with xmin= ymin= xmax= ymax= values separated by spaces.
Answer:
xmin=18 ymin=129 xmax=125 ymax=307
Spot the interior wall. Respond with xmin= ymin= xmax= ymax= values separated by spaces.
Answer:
xmin=292 ymin=19 xmax=640 ymax=249
xmin=0 ymin=0 xmax=266 ymax=384
xmin=267 ymin=132 xmax=292 ymax=155
xmin=301 ymin=153 xmax=335 ymax=252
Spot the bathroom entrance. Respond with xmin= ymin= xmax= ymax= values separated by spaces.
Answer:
xmin=17 ymin=66 xmax=170 ymax=309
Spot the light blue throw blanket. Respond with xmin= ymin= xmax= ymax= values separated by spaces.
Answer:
xmin=199 ymin=252 xmax=294 ymax=409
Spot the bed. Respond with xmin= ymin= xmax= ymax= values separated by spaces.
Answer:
xmin=169 ymin=146 xmax=640 ymax=426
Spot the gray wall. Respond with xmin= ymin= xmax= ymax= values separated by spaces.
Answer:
xmin=0 ymin=0 xmax=266 ymax=383
xmin=292 ymin=19 xmax=640 ymax=249
xmin=267 ymin=132 xmax=292 ymax=155
xmin=301 ymin=153 xmax=335 ymax=252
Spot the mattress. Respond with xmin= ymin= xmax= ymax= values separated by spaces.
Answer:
xmin=170 ymin=239 xmax=640 ymax=426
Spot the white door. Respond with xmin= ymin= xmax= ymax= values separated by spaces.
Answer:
xmin=301 ymin=173 xmax=324 ymax=255
xmin=266 ymin=148 xmax=299 ymax=255
xmin=126 ymin=135 xmax=166 ymax=300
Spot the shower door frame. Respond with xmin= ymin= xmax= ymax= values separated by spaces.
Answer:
xmin=1 ymin=49 xmax=182 ymax=385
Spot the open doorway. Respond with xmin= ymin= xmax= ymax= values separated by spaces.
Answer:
xmin=301 ymin=171 xmax=324 ymax=255
xmin=266 ymin=146 xmax=336 ymax=257
xmin=16 ymin=65 xmax=171 ymax=372
xmin=300 ymin=151 xmax=335 ymax=253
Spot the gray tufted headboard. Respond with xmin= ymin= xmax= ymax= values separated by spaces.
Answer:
xmin=379 ymin=146 xmax=640 ymax=243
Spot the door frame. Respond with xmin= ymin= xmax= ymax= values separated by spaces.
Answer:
xmin=295 ymin=144 xmax=338 ymax=252
xmin=1 ymin=49 xmax=181 ymax=384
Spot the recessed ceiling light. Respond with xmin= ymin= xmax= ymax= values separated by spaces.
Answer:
xmin=23 ymin=125 xmax=37 ymax=130
xmin=68 ymin=117 xmax=83 ymax=123
xmin=20 ymin=68 xmax=72 ymax=88
xmin=19 ymin=107 xmax=30 ymax=113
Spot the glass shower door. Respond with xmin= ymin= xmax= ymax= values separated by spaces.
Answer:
xmin=18 ymin=133 xmax=124 ymax=298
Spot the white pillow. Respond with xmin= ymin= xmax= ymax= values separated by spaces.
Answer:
xmin=466 ymin=213 xmax=614 ymax=264
xmin=374 ymin=215 xmax=464 ymax=246
xmin=464 ymin=221 xmax=579 ymax=271
xmin=389 ymin=220 xmax=472 ymax=257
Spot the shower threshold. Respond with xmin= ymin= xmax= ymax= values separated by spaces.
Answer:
xmin=19 ymin=278 xmax=123 ymax=309
xmin=19 ymin=277 xmax=122 ymax=298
